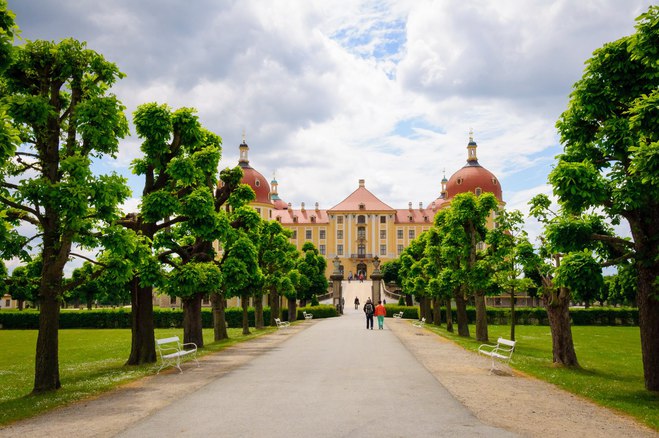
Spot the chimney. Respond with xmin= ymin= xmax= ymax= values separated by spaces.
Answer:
xmin=301 ymin=202 xmax=305 ymax=212
xmin=408 ymin=202 xmax=413 ymax=210
xmin=359 ymin=179 xmax=365 ymax=188
xmin=419 ymin=202 xmax=423 ymax=210
xmin=315 ymin=202 xmax=319 ymax=211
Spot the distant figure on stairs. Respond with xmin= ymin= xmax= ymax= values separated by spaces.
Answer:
xmin=354 ymin=296 xmax=360 ymax=310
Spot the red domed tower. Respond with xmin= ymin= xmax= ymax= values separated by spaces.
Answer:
xmin=445 ymin=133 xmax=503 ymax=203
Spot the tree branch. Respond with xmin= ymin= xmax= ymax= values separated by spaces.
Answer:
xmin=601 ymin=251 xmax=635 ymax=268
xmin=0 ymin=196 xmax=42 ymax=222
xmin=69 ymin=252 xmax=109 ymax=268
xmin=590 ymin=233 xmax=635 ymax=249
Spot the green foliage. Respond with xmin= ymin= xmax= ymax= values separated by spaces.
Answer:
xmin=554 ymin=252 xmax=604 ymax=303
xmin=294 ymin=304 xmax=338 ymax=320
xmin=383 ymin=305 xmax=418 ymax=319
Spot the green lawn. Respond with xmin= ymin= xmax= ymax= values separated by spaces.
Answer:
xmin=425 ymin=324 xmax=659 ymax=431
xmin=0 ymin=327 xmax=275 ymax=425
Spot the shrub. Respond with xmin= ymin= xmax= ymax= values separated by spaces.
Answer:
xmin=383 ymin=305 xmax=418 ymax=319
xmin=295 ymin=304 xmax=338 ymax=320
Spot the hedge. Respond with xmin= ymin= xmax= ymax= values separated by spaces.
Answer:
xmin=0 ymin=306 xmax=636 ymax=329
xmin=0 ymin=305 xmax=339 ymax=329
xmin=424 ymin=306 xmax=639 ymax=326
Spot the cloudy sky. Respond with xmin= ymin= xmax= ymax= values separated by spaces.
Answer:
xmin=8 ymin=0 xmax=653 ymax=228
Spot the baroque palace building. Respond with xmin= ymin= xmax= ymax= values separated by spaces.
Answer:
xmin=234 ymin=133 xmax=504 ymax=280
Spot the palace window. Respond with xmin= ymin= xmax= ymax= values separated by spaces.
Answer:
xmin=380 ymin=230 xmax=386 ymax=239
xmin=337 ymin=216 xmax=343 ymax=224
xmin=319 ymin=244 xmax=326 ymax=255
xmin=320 ymin=229 xmax=326 ymax=240
xmin=357 ymin=215 xmax=366 ymax=224
xmin=358 ymin=244 xmax=366 ymax=256
xmin=337 ymin=229 xmax=343 ymax=239
xmin=409 ymin=229 xmax=415 ymax=239
xmin=337 ymin=244 xmax=343 ymax=256
xmin=397 ymin=244 xmax=404 ymax=255
xmin=305 ymin=229 xmax=312 ymax=240
xmin=357 ymin=227 xmax=366 ymax=239
xmin=380 ymin=244 xmax=386 ymax=256
xmin=380 ymin=216 xmax=386 ymax=224
xmin=397 ymin=229 xmax=403 ymax=239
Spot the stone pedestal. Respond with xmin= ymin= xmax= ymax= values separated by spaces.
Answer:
xmin=330 ymin=273 xmax=344 ymax=314
xmin=370 ymin=272 xmax=383 ymax=304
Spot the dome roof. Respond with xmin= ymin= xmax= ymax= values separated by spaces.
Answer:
xmin=445 ymin=135 xmax=503 ymax=202
xmin=241 ymin=163 xmax=271 ymax=204
xmin=445 ymin=162 xmax=502 ymax=202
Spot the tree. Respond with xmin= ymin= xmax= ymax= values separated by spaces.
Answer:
xmin=256 ymin=220 xmax=298 ymax=327
xmin=295 ymin=242 xmax=328 ymax=309
xmin=485 ymin=209 xmax=535 ymax=341
xmin=117 ymin=103 xmax=221 ymax=364
xmin=553 ymin=6 xmax=659 ymax=390
xmin=439 ymin=192 xmax=498 ymax=341
xmin=1 ymin=37 xmax=130 ymax=392
xmin=8 ymin=260 xmax=40 ymax=310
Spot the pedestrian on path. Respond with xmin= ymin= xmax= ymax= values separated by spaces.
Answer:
xmin=374 ymin=300 xmax=386 ymax=329
xmin=363 ymin=298 xmax=374 ymax=329
xmin=354 ymin=296 xmax=360 ymax=310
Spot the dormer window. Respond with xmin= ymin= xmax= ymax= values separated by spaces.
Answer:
xmin=311 ymin=216 xmax=316 ymax=223
xmin=359 ymin=203 xmax=365 ymax=210
xmin=475 ymin=187 xmax=482 ymax=196
xmin=424 ymin=216 xmax=429 ymax=222
xmin=255 ymin=179 xmax=260 ymax=187
xmin=408 ymin=215 xmax=413 ymax=222
xmin=276 ymin=216 xmax=281 ymax=222
xmin=293 ymin=216 xmax=298 ymax=223
xmin=492 ymin=178 xmax=498 ymax=185
xmin=457 ymin=177 xmax=463 ymax=185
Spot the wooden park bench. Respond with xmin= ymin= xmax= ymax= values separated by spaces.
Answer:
xmin=156 ymin=336 xmax=199 ymax=374
xmin=478 ymin=337 xmax=516 ymax=373
xmin=412 ymin=317 xmax=426 ymax=328
xmin=392 ymin=311 xmax=404 ymax=319
xmin=275 ymin=318 xmax=290 ymax=329
xmin=303 ymin=311 xmax=313 ymax=320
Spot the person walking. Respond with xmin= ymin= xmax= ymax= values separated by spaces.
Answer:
xmin=374 ymin=300 xmax=386 ymax=330
xmin=363 ymin=298 xmax=374 ymax=329
xmin=354 ymin=296 xmax=360 ymax=310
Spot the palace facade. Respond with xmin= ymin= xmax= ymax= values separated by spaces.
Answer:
xmin=236 ymin=134 xmax=504 ymax=279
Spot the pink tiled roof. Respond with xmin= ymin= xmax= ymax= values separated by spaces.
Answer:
xmin=329 ymin=183 xmax=395 ymax=212
xmin=275 ymin=207 xmax=330 ymax=225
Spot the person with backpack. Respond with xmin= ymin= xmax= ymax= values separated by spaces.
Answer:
xmin=363 ymin=298 xmax=374 ymax=329
xmin=374 ymin=300 xmax=386 ymax=329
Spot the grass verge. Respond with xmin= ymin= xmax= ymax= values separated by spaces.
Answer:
xmin=0 ymin=327 xmax=276 ymax=425
xmin=424 ymin=323 xmax=659 ymax=431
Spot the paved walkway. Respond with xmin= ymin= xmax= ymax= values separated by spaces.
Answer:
xmin=115 ymin=308 xmax=516 ymax=438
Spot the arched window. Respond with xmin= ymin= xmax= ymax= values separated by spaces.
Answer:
xmin=357 ymin=227 xmax=366 ymax=239
xmin=357 ymin=215 xmax=366 ymax=224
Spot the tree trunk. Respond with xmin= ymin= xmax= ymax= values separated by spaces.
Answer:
xmin=287 ymin=296 xmax=297 ymax=322
xmin=183 ymin=294 xmax=204 ymax=348
xmin=254 ymin=295 xmax=264 ymax=329
xmin=269 ymin=289 xmax=280 ymax=326
xmin=510 ymin=287 xmax=516 ymax=341
xmin=637 ymin=262 xmax=659 ymax=391
xmin=474 ymin=291 xmax=488 ymax=342
xmin=33 ymin=288 xmax=61 ymax=393
xmin=299 ymin=298 xmax=307 ymax=308
xmin=211 ymin=293 xmax=228 ymax=341
xmin=241 ymin=294 xmax=251 ymax=335
xmin=444 ymin=298 xmax=453 ymax=333
xmin=126 ymin=278 xmax=156 ymax=365
xmin=544 ymin=287 xmax=579 ymax=367
xmin=455 ymin=289 xmax=470 ymax=337
xmin=432 ymin=297 xmax=441 ymax=326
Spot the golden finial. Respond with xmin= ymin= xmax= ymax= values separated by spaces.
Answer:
xmin=242 ymin=129 xmax=246 ymax=144
xmin=469 ymin=128 xmax=474 ymax=142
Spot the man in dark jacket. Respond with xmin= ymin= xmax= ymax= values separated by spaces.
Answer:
xmin=363 ymin=298 xmax=374 ymax=330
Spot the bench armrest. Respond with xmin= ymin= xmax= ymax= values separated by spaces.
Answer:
xmin=181 ymin=342 xmax=197 ymax=351
xmin=478 ymin=343 xmax=497 ymax=354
